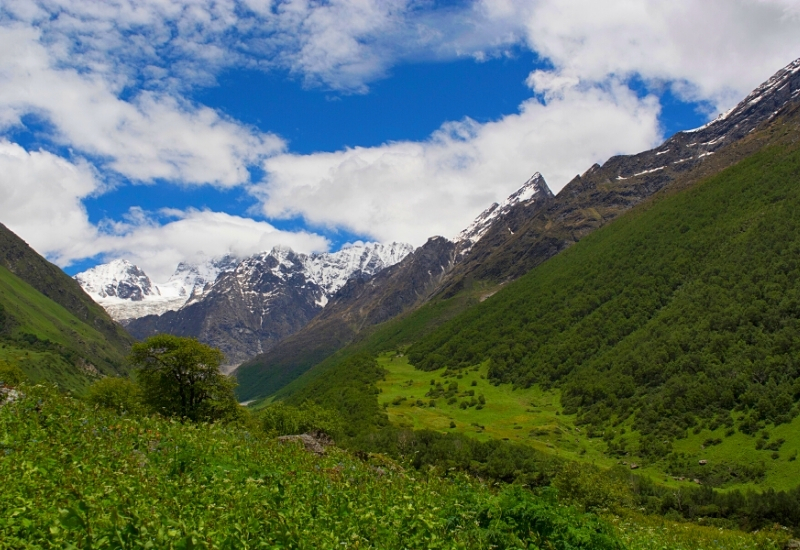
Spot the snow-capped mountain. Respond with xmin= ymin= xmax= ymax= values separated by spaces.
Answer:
xmin=455 ymin=172 xmax=554 ymax=247
xmin=306 ymin=241 xmax=414 ymax=297
xmin=121 ymin=241 xmax=413 ymax=367
xmin=75 ymin=256 xmax=240 ymax=321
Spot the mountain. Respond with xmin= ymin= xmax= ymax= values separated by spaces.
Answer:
xmin=406 ymin=94 xmax=800 ymax=459
xmin=235 ymin=57 xmax=800 ymax=403
xmin=263 ymin=58 xmax=800 ymax=492
xmin=75 ymin=256 xmax=240 ymax=321
xmin=235 ymin=177 xmax=554 ymax=399
xmin=0 ymin=223 xmax=133 ymax=391
xmin=121 ymin=242 xmax=413 ymax=367
xmin=235 ymin=236 xmax=463 ymax=398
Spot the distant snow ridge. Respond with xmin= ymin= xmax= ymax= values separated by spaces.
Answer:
xmin=686 ymin=57 xmax=800 ymax=134
xmin=75 ymin=256 xmax=240 ymax=321
xmin=307 ymin=242 xmax=414 ymax=295
xmin=75 ymin=243 xmax=413 ymax=322
xmin=456 ymin=172 xmax=553 ymax=246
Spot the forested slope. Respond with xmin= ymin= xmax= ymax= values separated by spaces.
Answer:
xmin=407 ymin=107 xmax=800 ymax=452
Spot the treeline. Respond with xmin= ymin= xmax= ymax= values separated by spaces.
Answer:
xmin=407 ymin=143 xmax=800 ymax=444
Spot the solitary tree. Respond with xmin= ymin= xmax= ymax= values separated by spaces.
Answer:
xmin=130 ymin=334 xmax=238 ymax=421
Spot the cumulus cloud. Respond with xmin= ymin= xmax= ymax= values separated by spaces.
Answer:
xmin=0 ymin=25 xmax=284 ymax=186
xmin=501 ymin=0 xmax=800 ymax=110
xmin=256 ymin=80 xmax=661 ymax=245
xmin=0 ymin=140 xmax=327 ymax=280
xmin=0 ymin=140 xmax=100 ymax=261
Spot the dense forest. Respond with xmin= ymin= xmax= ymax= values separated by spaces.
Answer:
xmin=407 ymin=140 xmax=800 ymax=449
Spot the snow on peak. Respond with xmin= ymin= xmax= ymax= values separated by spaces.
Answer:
xmin=75 ymin=255 xmax=240 ymax=320
xmin=75 ymin=259 xmax=154 ymax=301
xmin=76 ymin=243 xmax=413 ymax=322
xmin=307 ymin=241 xmax=415 ymax=294
xmin=456 ymin=172 xmax=553 ymax=245
xmin=686 ymin=56 xmax=800 ymax=134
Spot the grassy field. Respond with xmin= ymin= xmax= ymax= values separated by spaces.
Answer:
xmin=2 ymin=382 xmax=789 ymax=549
xmin=377 ymin=353 xmax=607 ymax=461
xmin=377 ymin=352 xmax=800 ymax=493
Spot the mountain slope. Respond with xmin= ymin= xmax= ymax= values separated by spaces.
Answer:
xmin=437 ymin=57 xmax=800 ymax=296
xmin=0 ymin=225 xmax=133 ymax=391
xmin=237 ymin=57 xmax=800 ymax=402
xmin=0 ymin=223 xmax=132 ymax=355
xmin=235 ymin=236 xmax=462 ymax=399
xmin=407 ymin=101 xmax=800 ymax=455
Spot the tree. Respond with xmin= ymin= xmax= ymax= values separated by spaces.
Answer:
xmin=130 ymin=335 xmax=238 ymax=421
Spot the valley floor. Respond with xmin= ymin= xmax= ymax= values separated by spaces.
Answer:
xmin=377 ymin=353 xmax=800 ymax=493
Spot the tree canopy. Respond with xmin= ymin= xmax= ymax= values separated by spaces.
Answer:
xmin=130 ymin=334 xmax=237 ymax=421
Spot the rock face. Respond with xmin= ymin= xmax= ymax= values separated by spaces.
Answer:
xmin=234 ymin=56 xmax=800 ymax=401
xmin=118 ymin=242 xmax=413 ymax=367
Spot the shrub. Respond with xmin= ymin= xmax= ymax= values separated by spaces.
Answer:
xmin=86 ymin=377 xmax=143 ymax=414
xmin=260 ymin=402 xmax=345 ymax=438
xmin=0 ymin=361 xmax=25 ymax=386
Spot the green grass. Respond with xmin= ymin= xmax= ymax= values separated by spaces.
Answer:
xmin=377 ymin=352 xmax=800 ymax=494
xmin=0 ymin=265 xmax=129 ymax=392
xmin=377 ymin=353 xmax=608 ymax=462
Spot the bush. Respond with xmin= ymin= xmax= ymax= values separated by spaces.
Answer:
xmin=0 ymin=361 xmax=25 ymax=386
xmin=86 ymin=377 xmax=143 ymax=414
xmin=260 ymin=402 xmax=345 ymax=439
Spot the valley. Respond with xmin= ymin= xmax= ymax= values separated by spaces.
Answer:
xmin=2 ymin=47 xmax=800 ymax=548
xmin=378 ymin=352 xmax=800 ymax=493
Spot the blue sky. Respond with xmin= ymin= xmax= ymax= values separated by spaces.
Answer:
xmin=0 ymin=1 xmax=798 ymax=281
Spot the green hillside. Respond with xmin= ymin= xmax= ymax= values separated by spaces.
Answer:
xmin=0 ymin=223 xmax=131 ymax=355
xmin=400 ymin=126 xmax=800 ymax=469
xmin=0 ymin=264 xmax=130 ymax=392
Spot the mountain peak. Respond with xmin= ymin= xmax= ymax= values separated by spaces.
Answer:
xmin=456 ymin=173 xmax=553 ymax=245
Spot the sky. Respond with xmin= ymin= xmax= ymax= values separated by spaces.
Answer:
xmin=0 ymin=1 xmax=799 ymax=282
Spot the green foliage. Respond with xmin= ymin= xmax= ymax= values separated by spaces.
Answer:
xmin=85 ymin=377 xmax=144 ymax=415
xmin=130 ymin=335 xmax=238 ymax=422
xmin=407 ymin=142 xmax=800 ymax=445
xmin=0 ymin=384 xmax=630 ymax=549
xmin=0 ymin=360 xmax=26 ymax=386
xmin=478 ymin=486 xmax=623 ymax=550
xmin=260 ymin=402 xmax=345 ymax=438
xmin=0 ymin=265 xmax=130 ymax=392
xmin=285 ymin=352 xmax=389 ymax=437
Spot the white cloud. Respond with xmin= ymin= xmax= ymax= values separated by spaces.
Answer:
xmin=0 ymin=139 xmax=328 ymax=280
xmin=91 ymin=208 xmax=330 ymax=281
xmin=0 ymin=140 xmax=100 ymax=261
xmin=256 ymin=80 xmax=661 ymax=245
xmin=0 ymin=25 xmax=284 ymax=186
xmin=502 ymin=0 xmax=800 ymax=110
xmin=2 ymin=0 xmax=520 ymax=94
